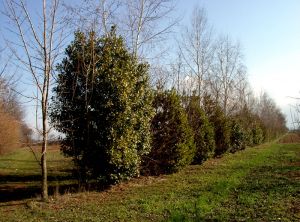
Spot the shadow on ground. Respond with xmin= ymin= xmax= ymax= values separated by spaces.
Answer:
xmin=0 ymin=173 xmax=110 ymax=203
xmin=0 ymin=173 xmax=78 ymax=202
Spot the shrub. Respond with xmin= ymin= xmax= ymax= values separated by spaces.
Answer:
xmin=251 ymin=125 xmax=264 ymax=145
xmin=186 ymin=96 xmax=215 ymax=164
xmin=233 ymin=107 xmax=265 ymax=147
xmin=142 ymin=90 xmax=195 ymax=175
xmin=229 ymin=120 xmax=246 ymax=153
xmin=202 ymin=95 xmax=231 ymax=156
xmin=213 ymin=109 xmax=231 ymax=156
xmin=51 ymin=30 xmax=154 ymax=184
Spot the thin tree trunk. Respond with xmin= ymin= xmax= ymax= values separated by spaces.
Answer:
xmin=41 ymin=0 xmax=48 ymax=201
xmin=41 ymin=108 xmax=48 ymax=200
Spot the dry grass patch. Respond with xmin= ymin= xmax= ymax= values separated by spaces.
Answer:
xmin=278 ymin=133 xmax=300 ymax=143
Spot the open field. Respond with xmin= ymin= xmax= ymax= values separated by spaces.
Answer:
xmin=0 ymin=140 xmax=299 ymax=221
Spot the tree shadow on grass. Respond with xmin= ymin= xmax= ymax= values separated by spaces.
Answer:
xmin=0 ymin=182 xmax=110 ymax=203
xmin=0 ymin=158 xmax=39 ymax=163
xmin=0 ymin=172 xmax=109 ymax=203
xmin=0 ymin=172 xmax=78 ymax=203
xmin=0 ymin=183 xmax=81 ymax=203
xmin=0 ymin=174 xmax=74 ymax=183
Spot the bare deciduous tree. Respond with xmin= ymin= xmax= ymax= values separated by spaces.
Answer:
xmin=291 ymin=102 xmax=300 ymax=130
xmin=63 ymin=0 xmax=177 ymax=60
xmin=257 ymin=92 xmax=287 ymax=139
xmin=149 ymin=62 xmax=171 ymax=91
xmin=170 ymin=51 xmax=184 ymax=92
xmin=3 ymin=0 xmax=66 ymax=201
xmin=63 ymin=0 xmax=121 ymax=36
xmin=210 ymin=36 xmax=245 ymax=115
xmin=121 ymin=0 xmax=177 ymax=59
xmin=180 ymin=6 xmax=214 ymax=104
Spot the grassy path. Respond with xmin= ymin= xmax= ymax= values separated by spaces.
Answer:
xmin=0 ymin=142 xmax=299 ymax=221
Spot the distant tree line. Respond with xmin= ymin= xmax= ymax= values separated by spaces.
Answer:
xmin=0 ymin=64 xmax=32 ymax=154
xmin=290 ymin=95 xmax=300 ymax=131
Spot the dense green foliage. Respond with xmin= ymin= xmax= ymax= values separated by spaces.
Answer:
xmin=229 ymin=120 xmax=247 ymax=153
xmin=142 ymin=90 xmax=195 ymax=175
xmin=186 ymin=96 xmax=215 ymax=164
xmin=50 ymin=30 xmax=154 ymax=184
xmin=212 ymin=108 xmax=232 ymax=156
xmin=202 ymin=96 xmax=231 ymax=156
xmin=232 ymin=108 xmax=265 ymax=148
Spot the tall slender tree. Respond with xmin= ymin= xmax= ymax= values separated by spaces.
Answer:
xmin=4 ymin=0 xmax=66 ymax=201
xmin=210 ymin=36 xmax=245 ymax=115
xmin=180 ymin=6 xmax=214 ymax=104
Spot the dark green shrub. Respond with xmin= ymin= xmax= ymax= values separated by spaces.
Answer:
xmin=233 ymin=107 xmax=265 ymax=147
xmin=251 ymin=125 xmax=264 ymax=145
xmin=229 ymin=120 xmax=246 ymax=153
xmin=186 ymin=96 xmax=215 ymax=164
xmin=213 ymin=109 xmax=231 ymax=156
xmin=142 ymin=90 xmax=195 ymax=175
xmin=51 ymin=30 xmax=154 ymax=185
xmin=202 ymin=95 xmax=231 ymax=156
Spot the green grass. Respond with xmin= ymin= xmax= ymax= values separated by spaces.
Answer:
xmin=0 ymin=142 xmax=299 ymax=221
xmin=0 ymin=146 xmax=71 ymax=175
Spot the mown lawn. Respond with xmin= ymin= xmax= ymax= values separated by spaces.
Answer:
xmin=0 ymin=141 xmax=299 ymax=221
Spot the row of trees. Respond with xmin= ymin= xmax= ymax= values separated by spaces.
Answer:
xmin=50 ymin=29 xmax=286 ymax=186
xmin=290 ymin=95 xmax=300 ymax=131
xmin=137 ymin=89 xmax=285 ymax=175
xmin=1 ymin=0 xmax=286 ymax=200
xmin=0 ymin=76 xmax=20 ymax=154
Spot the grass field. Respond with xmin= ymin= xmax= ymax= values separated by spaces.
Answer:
xmin=0 ymin=140 xmax=299 ymax=221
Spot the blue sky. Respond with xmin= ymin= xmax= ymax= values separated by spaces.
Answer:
xmin=177 ymin=0 xmax=300 ymax=125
